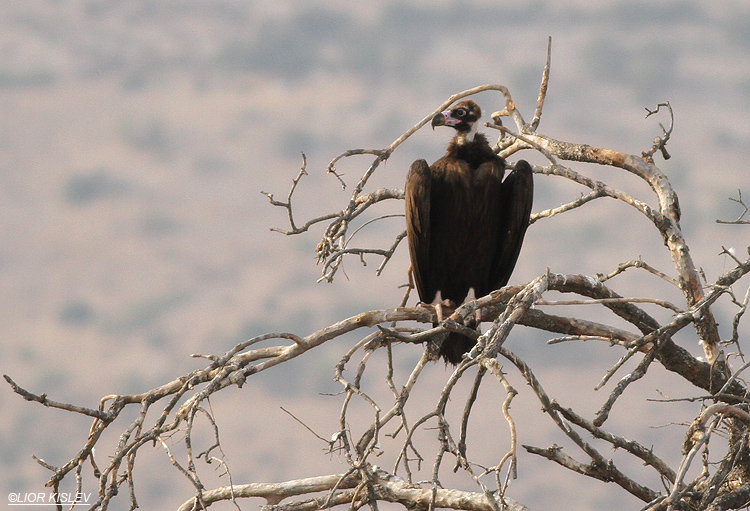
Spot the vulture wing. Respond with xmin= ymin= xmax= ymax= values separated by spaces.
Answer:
xmin=405 ymin=158 xmax=433 ymax=303
xmin=491 ymin=160 xmax=534 ymax=289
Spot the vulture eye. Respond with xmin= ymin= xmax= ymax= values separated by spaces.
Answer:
xmin=454 ymin=108 xmax=468 ymax=118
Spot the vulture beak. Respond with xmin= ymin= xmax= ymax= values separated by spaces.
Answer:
xmin=431 ymin=109 xmax=461 ymax=129
xmin=431 ymin=112 xmax=446 ymax=129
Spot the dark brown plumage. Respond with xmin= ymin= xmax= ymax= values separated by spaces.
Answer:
xmin=405 ymin=99 xmax=533 ymax=364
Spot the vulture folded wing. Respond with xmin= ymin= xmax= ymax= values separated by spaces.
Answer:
xmin=405 ymin=158 xmax=433 ymax=303
xmin=491 ymin=160 xmax=534 ymax=289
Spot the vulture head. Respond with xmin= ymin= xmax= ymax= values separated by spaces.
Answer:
xmin=431 ymin=99 xmax=482 ymax=143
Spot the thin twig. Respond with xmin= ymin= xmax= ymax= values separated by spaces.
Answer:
xmin=642 ymin=102 xmax=674 ymax=162
xmin=716 ymin=189 xmax=750 ymax=224
xmin=597 ymin=258 xmax=680 ymax=288
xmin=529 ymin=36 xmax=552 ymax=131
xmin=536 ymin=296 xmax=682 ymax=313
xmin=3 ymin=375 xmax=114 ymax=420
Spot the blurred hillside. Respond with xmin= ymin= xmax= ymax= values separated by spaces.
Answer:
xmin=2 ymin=1 xmax=749 ymax=510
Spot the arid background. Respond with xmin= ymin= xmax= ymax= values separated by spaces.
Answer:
xmin=2 ymin=1 xmax=749 ymax=510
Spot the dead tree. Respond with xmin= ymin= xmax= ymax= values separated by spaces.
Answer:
xmin=6 ymin=41 xmax=750 ymax=511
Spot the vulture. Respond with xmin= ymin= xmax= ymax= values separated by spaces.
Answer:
xmin=405 ymin=99 xmax=534 ymax=364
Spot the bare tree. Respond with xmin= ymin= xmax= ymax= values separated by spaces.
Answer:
xmin=6 ymin=41 xmax=750 ymax=511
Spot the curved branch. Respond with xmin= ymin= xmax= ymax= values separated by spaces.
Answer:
xmin=515 ymin=131 xmax=722 ymax=360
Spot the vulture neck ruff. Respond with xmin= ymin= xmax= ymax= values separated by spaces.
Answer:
xmin=445 ymin=133 xmax=499 ymax=171
xmin=453 ymin=122 xmax=479 ymax=145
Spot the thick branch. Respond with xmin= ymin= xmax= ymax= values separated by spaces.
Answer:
xmin=177 ymin=469 xmax=528 ymax=511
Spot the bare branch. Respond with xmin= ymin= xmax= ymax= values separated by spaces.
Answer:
xmin=261 ymin=153 xmax=314 ymax=234
xmin=533 ymin=163 xmax=668 ymax=227
xmin=500 ymin=346 xmax=660 ymax=502
xmin=536 ymin=296 xmax=682 ymax=313
xmin=528 ymin=36 xmax=552 ymax=131
xmin=553 ymin=402 xmax=676 ymax=483
xmin=716 ymin=189 xmax=750 ymax=225
xmin=523 ymin=444 xmax=659 ymax=503
xmin=593 ymin=341 xmax=662 ymax=427
xmin=3 ymin=374 xmax=114 ymax=421
xmin=597 ymin=258 xmax=680 ymax=289
xmin=642 ymin=102 xmax=674 ymax=162
xmin=478 ymin=359 xmax=518 ymax=491
xmin=178 ymin=469 xmax=528 ymax=511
